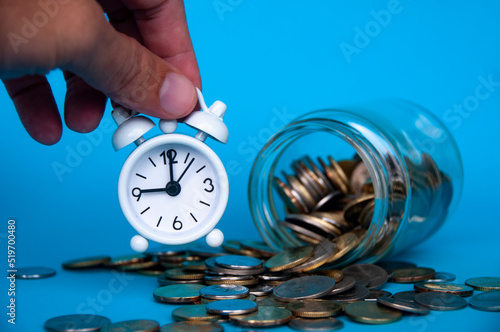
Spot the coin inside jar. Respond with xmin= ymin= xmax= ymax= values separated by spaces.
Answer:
xmin=265 ymin=245 xmax=315 ymax=272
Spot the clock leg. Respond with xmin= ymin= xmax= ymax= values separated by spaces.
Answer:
xmin=131 ymin=235 xmax=149 ymax=252
xmin=206 ymin=228 xmax=224 ymax=248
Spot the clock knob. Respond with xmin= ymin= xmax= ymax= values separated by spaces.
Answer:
xmin=184 ymin=89 xmax=229 ymax=144
xmin=112 ymin=106 xmax=155 ymax=151
xmin=206 ymin=228 xmax=224 ymax=247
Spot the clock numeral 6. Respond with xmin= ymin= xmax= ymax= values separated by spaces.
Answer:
xmin=173 ymin=216 xmax=182 ymax=230
xmin=203 ymin=178 xmax=214 ymax=193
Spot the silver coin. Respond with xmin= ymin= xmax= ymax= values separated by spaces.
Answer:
xmin=205 ymin=257 xmax=265 ymax=275
xmin=189 ymin=245 xmax=227 ymax=257
xmin=214 ymin=255 xmax=263 ymax=270
xmin=259 ymin=273 xmax=291 ymax=282
xmin=248 ymin=284 xmax=275 ymax=296
xmin=365 ymin=289 xmax=392 ymax=301
xmin=341 ymin=272 xmax=369 ymax=287
xmin=341 ymin=264 xmax=388 ymax=289
xmin=414 ymin=292 xmax=467 ymax=311
xmin=423 ymin=272 xmax=456 ymax=283
xmin=200 ymin=284 xmax=249 ymax=300
xmin=392 ymin=291 xmax=416 ymax=302
xmin=323 ymin=285 xmax=370 ymax=303
xmin=469 ymin=290 xmax=500 ymax=312
xmin=378 ymin=296 xmax=430 ymax=315
xmin=44 ymin=314 xmax=111 ymax=332
xmin=289 ymin=317 xmax=344 ymax=331
xmin=329 ymin=276 xmax=356 ymax=294
xmin=273 ymin=276 xmax=336 ymax=302
xmin=206 ymin=299 xmax=258 ymax=315
xmin=157 ymin=275 xmax=204 ymax=286
xmin=204 ymin=275 xmax=256 ymax=282
xmin=15 ymin=267 xmax=56 ymax=279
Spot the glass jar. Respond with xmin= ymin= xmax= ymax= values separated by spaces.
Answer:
xmin=248 ymin=100 xmax=463 ymax=267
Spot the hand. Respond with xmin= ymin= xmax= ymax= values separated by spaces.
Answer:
xmin=0 ymin=0 xmax=201 ymax=145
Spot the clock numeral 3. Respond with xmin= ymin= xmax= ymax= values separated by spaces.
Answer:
xmin=173 ymin=216 xmax=183 ymax=230
xmin=203 ymin=178 xmax=214 ymax=193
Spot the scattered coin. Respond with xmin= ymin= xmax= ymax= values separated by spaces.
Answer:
xmin=390 ymin=267 xmax=435 ymax=283
xmin=414 ymin=292 xmax=467 ymax=311
xmin=273 ymin=276 xmax=336 ymax=301
xmin=214 ymin=255 xmax=263 ymax=270
xmin=344 ymin=301 xmax=402 ymax=324
xmin=118 ymin=261 xmax=159 ymax=271
xmin=342 ymin=264 xmax=388 ymax=289
xmin=164 ymin=268 xmax=205 ymax=280
xmin=159 ymin=321 xmax=223 ymax=332
xmin=153 ymin=284 xmax=205 ymax=303
xmin=256 ymin=295 xmax=288 ymax=308
xmin=365 ymin=289 xmax=392 ymax=301
xmin=469 ymin=290 xmax=500 ymax=312
xmin=61 ymin=256 xmax=111 ymax=269
xmin=100 ymin=319 xmax=159 ymax=332
xmin=375 ymin=261 xmax=417 ymax=272
xmin=206 ymin=299 xmax=258 ymax=315
xmin=240 ymin=240 xmax=277 ymax=257
xmin=44 ymin=314 xmax=111 ymax=332
xmin=248 ymin=284 xmax=275 ymax=296
xmin=230 ymin=306 xmax=293 ymax=327
xmin=288 ymin=241 xmax=337 ymax=273
xmin=312 ymin=269 xmax=343 ymax=282
xmin=341 ymin=271 xmax=369 ymax=287
xmin=265 ymin=245 xmax=315 ymax=272
xmin=171 ymin=305 xmax=222 ymax=322
xmin=323 ymin=285 xmax=370 ymax=303
xmin=105 ymin=254 xmax=150 ymax=267
xmin=285 ymin=299 xmax=342 ymax=318
xmin=288 ymin=317 xmax=344 ymax=331
xmin=200 ymin=294 xmax=256 ymax=304
xmin=392 ymin=291 xmax=416 ymax=302
xmin=205 ymin=256 xmax=265 ymax=275
xmin=414 ymin=282 xmax=474 ymax=297
xmin=465 ymin=277 xmax=500 ymax=291
xmin=157 ymin=274 xmax=204 ymax=286
xmin=377 ymin=296 xmax=430 ymax=315
xmin=200 ymin=284 xmax=249 ymax=300
xmin=329 ymin=275 xmax=356 ymax=294
xmin=424 ymin=272 xmax=456 ymax=283
xmin=15 ymin=267 xmax=56 ymax=279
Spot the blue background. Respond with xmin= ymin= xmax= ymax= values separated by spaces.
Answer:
xmin=1 ymin=0 xmax=500 ymax=331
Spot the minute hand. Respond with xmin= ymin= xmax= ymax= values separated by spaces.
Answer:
xmin=177 ymin=158 xmax=195 ymax=183
xmin=140 ymin=188 xmax=168 ymax=193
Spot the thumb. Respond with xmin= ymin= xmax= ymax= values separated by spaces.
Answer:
xmin=65 ymin=22 xmax=197 ymax=119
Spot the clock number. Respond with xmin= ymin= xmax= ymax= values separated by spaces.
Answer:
xmin=203 ymin=178 xmax=214 ymax=193
xmin=160 ymin=149 xmax=177 ymax=165
xmin=173 ymin=216 xmax=182 ymax=230
xmin=132 ymin=187 xmax=142 ymax=201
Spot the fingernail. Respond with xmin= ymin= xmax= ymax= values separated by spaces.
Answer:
xmin=159 ymin=72 xmax=196 ymax=117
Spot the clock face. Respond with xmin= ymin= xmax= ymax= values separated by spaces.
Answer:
xmin=118 ymin=135 xmax=228 ymax=245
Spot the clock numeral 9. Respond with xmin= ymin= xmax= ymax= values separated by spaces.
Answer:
xmin=173 ymin=216 xmax=182 ymax=230
xmin=203 ymin=178 xmax=214 ymax=193
xmin=132 ymin=187 xmax=142 ymax=201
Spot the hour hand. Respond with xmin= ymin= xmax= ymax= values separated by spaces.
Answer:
xmin=132 ymin=187 xmax=167 ymax=201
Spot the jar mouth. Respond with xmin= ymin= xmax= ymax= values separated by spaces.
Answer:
xmin=248 ymin=112 xmax=410 ymax=267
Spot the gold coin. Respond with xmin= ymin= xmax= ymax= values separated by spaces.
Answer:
xmin=390 ymin=267 xmax=435 ymax=283
xmin=288 ymin=241 xmax=336 ymax=273
xmin=164 ymin=268 xmax=205 ymax=280
xmin=328 ymin=232 xmax=358 ymax=263
xmin=414 ymin=282 xmax=474 ymax=297
xmin=153 ymin=284 xmax=205 ymax=303
xmin=181 ymin=261 xmax=207 ymax=271
xmin=118 ymin=261 xmax=158 ymax=271
xmin=105 ymin=254 xmax=150 ymax=267
xmin=465 ymin=277 xmax=500 ymax=291
xmin=285 ymin=299 xmax=342 ymax=318
xmin=338 ymin=159 xmax=357 ymax=179
xmin=205 ymin=278 xmax=259 ymax=287
xmin=343 ymin=194 xmax=375 ymax=224
xmin=61 ymin=256 xmax=111 ymax=269
xmin=344 ymin=301 xmax=402 ymax=324
xmin=265 ymin=245 xmax=314 ymax=272
xmin=230 ymin=306 xmax=293 ymax=327
xmin=159 ymin=321 xmax=223 ymax=332
xmin=171 ymin=305 xmax=222 ymax=322
xmin=273 ymin=177 xmax=308 ymax=213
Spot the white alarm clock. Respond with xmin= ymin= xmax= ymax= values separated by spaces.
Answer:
xmin=111 ymin=89 xmax=229 ymax=252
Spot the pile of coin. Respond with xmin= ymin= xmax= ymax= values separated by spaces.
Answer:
xmin=46 ymin=243 xmax=500 ymax=331
xmin=272 ymin=153 xmax=452 ymax=266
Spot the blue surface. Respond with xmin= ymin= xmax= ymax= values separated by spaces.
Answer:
xmin=1 ymin=1 xmax=500 ymax=331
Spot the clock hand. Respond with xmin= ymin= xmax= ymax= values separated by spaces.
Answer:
xmin=177 ymin=158 xmax=195 ymax=183
xmin=166 ymin=149 xmax=177 ymax=183
xmin=140 ymin=188 xmax=169 ymax=193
